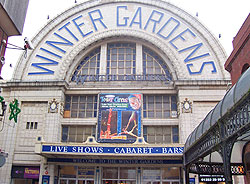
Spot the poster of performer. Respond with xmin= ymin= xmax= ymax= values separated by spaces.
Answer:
xmin=98 ymin=93 xmax=142 ymax=143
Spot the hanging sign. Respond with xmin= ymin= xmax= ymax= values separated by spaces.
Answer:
xmin=97 ymin=93 xmax=142 ymax=143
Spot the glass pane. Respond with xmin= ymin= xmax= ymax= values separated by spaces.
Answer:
xmin=120 ymin=168 xmax=136 ymax=179
xmin=70 ymin=127 xmax=77 ymax=135
xmin=163 ymin=102 xmax=170 ymax=110
xmin=69 ymin=180 xmax=76 ymax=184
xmin=162 ymin=167 xmax=180 ymax=180
xmin=164 ymin=135 xmax=171 ymax=143
xmin=148 ymin=103 xmax=154 ymax=110
xmin=156 ymin=111 xmax=162 ymax=118
xmin=147 ymin=127 xmax=155 ymax=135
xmin=148 ymin=111 xmax=154 ymax=118
xmin=86 ymin=111 xmax=93 ymax=118
xmin=72 ymin=103 xmax=78 ymax=109
xmin=78 ymin=167 xmax=95 ymax=179
xmin=163 ymin=111 xmax=170 ymax=118
xmin=102 ymin=180 xmax=118 ymax=184
xmin=155 ymin=103 xmax=162 ymax=109
xmin=102 ymin=167 xmax=118 ymax=179
xmin=148 ymin=96 xmax=154 ymax=103
xmin=142 ymin=169 xmax=161 ymax=180
xmin=156 ymin=135 xmax=163 ymax=143
xmin=60 ymin=166 xmax=77 ymax=178
xmin=118 ymin=54 xmax=124 ymax=61
xmin=71 ymin=111 xmax=78 ymax=118
xmin=60 ymin=180 xmax=67 ymax=184
xmin=72 ymin=96 xmax=78 ymax=102
xmin=87 ymin=103 xmax=93 ymax=109
xmin=111 ymin=61 xmax=117 ymax=67
xmin=77 ymin=127 xmax=84 ymax=135
xmin=78 ymin=111 xmax=85 ymax=118
xmin=62 ymin=126 xmax=68 ymax=142
xmin=173 ymin=135 xmax=179 ymax=143
xmin=148 ymin=135 xmax=155 ymax=143
xmin=156 ymin=127 xmax=163 ymax=135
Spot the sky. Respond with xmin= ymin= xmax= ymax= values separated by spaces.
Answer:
xmin=2 ymin=0 xmax=250 ymax=80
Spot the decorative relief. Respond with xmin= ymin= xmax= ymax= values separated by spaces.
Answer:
xmin=181 ymin=98 xmax=192 ymax=113
xmin=48 ymin=99 xmax=59 ymax=113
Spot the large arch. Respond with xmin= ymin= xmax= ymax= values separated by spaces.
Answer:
xmin=12 ymin=0 xmax=229 ymax=82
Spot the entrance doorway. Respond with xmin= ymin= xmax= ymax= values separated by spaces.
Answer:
xmin=102 ymin=167 xmax=136 ymax=184
xmin=59 ymin=179 xmax=94 ymax=184
xmin=59 ymin=166 xmax=95 ymax=184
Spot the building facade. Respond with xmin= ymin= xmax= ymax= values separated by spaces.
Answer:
xmin=0 ymin=0 xmax=29 ymax=76
xmin=0 ymin=0 xmax=230 ymax=184
xmin=224 ymin=13 xmax=250 ymax=183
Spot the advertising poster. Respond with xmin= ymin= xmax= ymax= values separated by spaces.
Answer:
xmin=98 ymin=93 xmax=142 ymax=143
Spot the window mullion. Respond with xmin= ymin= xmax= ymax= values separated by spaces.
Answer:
xmin=136 ymin=43 xmax=142 ymax=75
xmin=100 ymin=43 xmax=107 ymax=75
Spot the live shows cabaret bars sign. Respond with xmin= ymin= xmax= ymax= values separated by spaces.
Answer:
xmin=42 ymin=145 xmax=184 ymax=155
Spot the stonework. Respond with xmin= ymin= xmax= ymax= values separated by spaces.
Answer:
xmin=0 ymin=1 xmax=232 ymax=184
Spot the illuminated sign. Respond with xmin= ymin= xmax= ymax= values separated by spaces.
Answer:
xmin=27 ymin=3 xmax=218 ymax=77
xmin=199 ymin=175 xmax=225 ymax=182
xmin=42 ymin=145 xmax=184 ymax=155
xmin=97 ymin=93 xmax=142 ymax=143
xmin=11 ymin=166 xmax=40 ymax=179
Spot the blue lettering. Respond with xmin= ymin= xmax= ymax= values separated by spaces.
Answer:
xmin=179 ymin=43 xmax=210 ymax=63
xmin=76 ymin=75 xmax=87 ymax=84
xmin=117 ymin=6 xmax=129 ymax=26
xmin=28 ymin=55 xmax=58 ymax=75
xmin=46 ymin=32 xmax=73 ymax=53
xmin=72 ymin=15 xmax=93 ymax=38
xmin=39 ymin=48 xmax=62 ymax=59
xmin=88 ymin=9 xmax=107 ymax=31
xmin=187 ymin=61 xmax=217 ymax=75
xmin=169 ymin=28 xmax=196 ymax=50
xmin=144 ymin=10 xmax=164 ymax=33
xmin=157 ymin=17 xmax=180 ymax=39
xmin=129 ymin=7 xmax=142 ymax=29
xmin=59 ymin=22 xmax=79 ymax=41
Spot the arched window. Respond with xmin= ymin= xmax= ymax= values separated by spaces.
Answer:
xmin=71 ymin=42 xmax=172 ymax=83
xmin=71 ymin=47 xmax=100 ymax=81
xmin=241 ymin=63 xmax=250 ymax=74
xmin=107 ymin=43 xmax=136 ymax=75
xmin=143 ymin=46 xmax=172 ymax=80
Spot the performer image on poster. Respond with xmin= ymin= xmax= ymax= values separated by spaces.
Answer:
xmin=121 ymin=111 xmax=138 ymax=138
xmin=128 ymin=95 xmax=141 ymax=110
xmin=100 ymin=108 xmax=117 ymax=139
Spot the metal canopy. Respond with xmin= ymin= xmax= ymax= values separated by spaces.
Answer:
xmin=183 ymin=67 xmax=250 ymax=184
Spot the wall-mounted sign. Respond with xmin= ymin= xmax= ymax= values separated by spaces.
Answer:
xmin=42 ymin=175 xmax=50 ymax=184
xmin=42 ymin=145 xmax=184 ymax=155
xmin=199 ymin=175 xmax=225 ymax=182
xmin=97 ymin=93 xmax=142 ymax=143
xmin=11 ymin=166 xmax=40 ymax=179
xmin=9 ymin=99 xmax=21 ymax=123
xmin=47 ymin=158 xmax=183 ymax=165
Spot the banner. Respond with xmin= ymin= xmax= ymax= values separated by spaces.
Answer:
xmin=98 ymin=93 xmax=142 ymax=143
